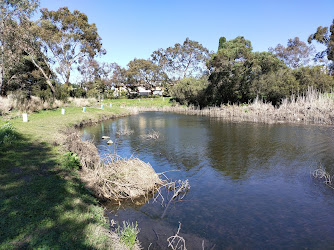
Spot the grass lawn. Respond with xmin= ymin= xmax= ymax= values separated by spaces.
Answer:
xmin=101 ymin=97 xmax=172 ymax=108
xmin=0 ymin=98 xmax=172 ymax=249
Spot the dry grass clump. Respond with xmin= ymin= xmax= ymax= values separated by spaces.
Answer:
xmin=68 ymin=97 xmax=97 ymax=107
xmin=116 ymin=128 xmax=134 ymax=136
xmin=0 ymin=95 xmax=63 ymax=115
xmin=82 ymin=155 xmax=163 ymax=201
xmin=62 ymin=128 xmax=101 ymax=169
xmin=0 ymin=96 xmax=14 ymax=115
xmin=140 ymin=130 xmax=160 ymax=140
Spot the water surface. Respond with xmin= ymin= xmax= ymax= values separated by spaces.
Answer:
xmin=81 ymin=112 xmax=334 ymax=249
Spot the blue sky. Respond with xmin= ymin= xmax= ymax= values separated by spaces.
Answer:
xmin=38 ymin=0 xmax=334 ymax=68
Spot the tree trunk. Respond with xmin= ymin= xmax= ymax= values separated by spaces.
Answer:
xmin=0 ymin=7 xmax=5 ymax=96
xmin=30 ymin=56 xmax=56 ymax=97
xmin=64 ymin=68 xmax=71 ymax=87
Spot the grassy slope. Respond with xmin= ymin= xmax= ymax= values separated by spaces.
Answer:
xmin=0 ymin=98 xmax=171 ymax=249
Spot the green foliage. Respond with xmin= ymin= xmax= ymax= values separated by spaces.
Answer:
xmin=117 ymin=221 xmax=139 ymax=250
xmin=308 ymin=19 xmax=334 ymax=73
xmin=62 ymin=152 xmax=80 ymax=170
xmin=151 ymin=37 xmax=210 ymax=79
xmin=204 ymin=36 xmax=334 ymax=106
xmin=126 ymin=58 xmax=167 ymax=88
xmin=0 ymin=122 xmax=17 ymax=145
xmin=38 ymin=7 xmax=106 ymax=86
xmin=170 ymin=77 xmax=209 ymax=107
xmin=293 ymin=66 xmax=334 ymax=93
xmin=55 ymin=84 xmax=70 ymax=101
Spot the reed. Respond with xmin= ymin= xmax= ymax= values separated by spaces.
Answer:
xmin=134 ymin=88 xmax=334 ymax=125
xmin=140 ymin=129 xmax=161 ymax=140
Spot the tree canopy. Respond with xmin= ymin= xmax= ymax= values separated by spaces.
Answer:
xmin=36 ymin=7 xmax=105 ymax=86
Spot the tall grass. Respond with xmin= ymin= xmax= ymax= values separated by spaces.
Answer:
xmin=136 ymin=88 xmax=334 ymax=125
xmin=0 ymin=95 xmax=97 ymax=115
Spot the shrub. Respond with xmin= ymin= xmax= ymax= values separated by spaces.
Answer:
xmin=170 ymin=77 xmax=209 ymax=107
xmin=0 ymin=122 xmax=17 ymax=145
xmin=62 ymin=152 xmax=81 ymax=170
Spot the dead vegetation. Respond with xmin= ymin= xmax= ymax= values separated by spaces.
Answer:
xmin=82 ymin=155 xmax=163 ymax=201
xmin=140 ymin=129 xmax=160 ymax=140
xmin=134 ymin=88 xmax=334 ymax=125
xmin=167 ymin=222 xmax=187 ymax=250
xmin=155 ymin=179 xmax=190 ymax=219
xmin=116 ymin=128 xmax=134 ymax=136
xmin=0 ymin=95 xmax=97 ymax=116
xmin=312 ymin=164 xmax=334 ymax=189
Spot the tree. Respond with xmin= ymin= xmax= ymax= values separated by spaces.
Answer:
xmin=151 ymin=38 xmax=210 ymax=79
xmin=15 ymin=19 xmax=56 ymax=96
xmin=36 ymin=7 xmax=105 ymax=87
xmin=308 ymin=19 xmax=334 ymax=74
xmin=207 ymin=36 xmax=290 ymax=105
xmin=0 ymin=0 xmax=39 ymax=95
xmin=269 ymin=37 xmax=314 ymax=68
xmin=170 ymin=77 xmax=209 ymax=107
xmin=206 ymin=36 xmax=254 ymax=105
xmin=126 ymin=58 xmax=167 ymax=89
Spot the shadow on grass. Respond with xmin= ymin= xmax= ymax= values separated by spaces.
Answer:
xmin=0 ymin=131 xmax=104 ymax=249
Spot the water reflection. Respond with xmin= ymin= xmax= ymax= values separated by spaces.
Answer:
xmin=82 ymin=112 xmax=334 ymax=249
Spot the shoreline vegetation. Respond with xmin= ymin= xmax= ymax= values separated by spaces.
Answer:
xmin=1 ymin=95 xmax=334 ymax=248
xmin=134 ymin=89 xmax=334 ymax=126
xmin=0 ymin=99 xmax=144 ymax=249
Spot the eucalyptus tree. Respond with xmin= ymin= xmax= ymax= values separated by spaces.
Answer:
xmin=151 ymin=38 xmax=210 ymax=80
xmin=126 ymin=58 xmax=167 ymax=89
xmin=0 ymin=0 xmax=39 ymax=95
xmin=308 ymin=18 xmax=334 ymax=74
xmin=269 ymin=37 xmax=314 ymax=68
xmin=36 ymin=7 xmax=106 ymax=87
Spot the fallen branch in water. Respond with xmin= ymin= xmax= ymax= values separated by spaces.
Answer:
xmin=312 ymin=164 xmax=334 ymax=189
xmin=159 ymin=179 xmax=190 ymax=219
xmin=167 ymin=222 xmax=187 ymax=250
xmin=140 ymin=129 xmax=160 ymax=140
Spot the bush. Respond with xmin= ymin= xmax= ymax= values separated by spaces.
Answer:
xmin=170 ymin=77 xmax=209 ymax=107
xmin=62 ymin=152 xmax=81 ymax=170
xmin=0 ymin=122 xmax=17 ymax=145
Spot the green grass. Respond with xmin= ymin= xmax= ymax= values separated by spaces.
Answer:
xmin=117 ymin=221 xmax=139 ymax=250
xmin=0 ymin=98 xmax=172 ymax=249
xmin=102 ymin=97 xmax=173 ymax=108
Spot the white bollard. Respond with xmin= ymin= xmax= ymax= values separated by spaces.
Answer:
xmin=83 ymin=107 xmax=86 ymax=112
xmin=101 ymin=104 xmax=103 ymax=109
xmin=151 ymin=98 xmax=153 ymax=101
xmin=163 ymin=97 xmax=165 ymax=101
xmin=61 ymin=108 xmax=65 ymax=115
xmin=139 ymin=99 xmax=141 ymax=102
xmin=22 ymin=113 xmax=28 ymax=122
xmin=110 ymin=103 xmax=112 ymax=107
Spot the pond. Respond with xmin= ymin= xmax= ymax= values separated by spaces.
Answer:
xmin=81 ymin=111 xmax=334 ymax=249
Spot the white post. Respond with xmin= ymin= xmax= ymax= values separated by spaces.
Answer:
xmin=110 ymin=103 xmax=112 ymax=107
xmin=83 ymin=107 xmax=86 ymax=112
xmin=139 ymin=99 xmax=141 ymax=102
xmin=101 ymin=104 xmax=103 ymax=109
xmin=61 ymin=108 xmax=65 ymax=115
xmin=22 ymin=113 xmax=28 ymax=122
xmin=163 ymin=97 xmax=165 ymax=101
